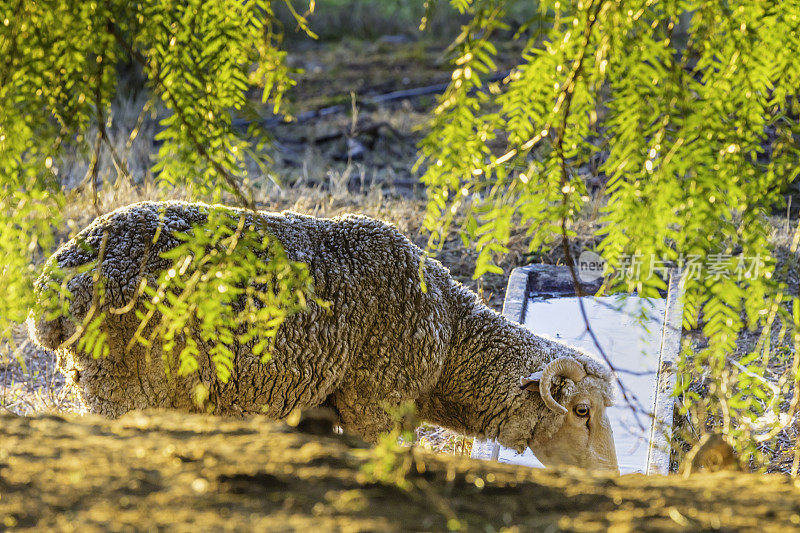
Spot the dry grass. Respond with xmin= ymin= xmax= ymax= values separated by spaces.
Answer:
xmin=0 ymin=325 xmax=82 ymax=416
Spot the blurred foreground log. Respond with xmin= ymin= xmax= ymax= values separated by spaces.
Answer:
xmin=1 ymin=412 xmax=799 ymax=531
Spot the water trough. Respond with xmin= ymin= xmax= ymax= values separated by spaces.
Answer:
xmin=471 ymin=265 xmax=683 ymax=475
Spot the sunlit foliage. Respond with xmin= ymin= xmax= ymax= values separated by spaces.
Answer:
xmin=420 ymin=0 xmax=800 ymax=466
xmin=135 ymin=208 xmax=316 ymax=383
xmin=0 ymin=1 xmax=314 ymax=376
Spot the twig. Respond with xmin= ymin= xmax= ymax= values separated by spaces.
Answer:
xmin=89 ymin=64 xmax=134 ymax=204
xmin=730 ymin=360 xmax=780 ymax=395
xmin=91 ymin=68 xmax=105 ymax=214
xmin=92 ymin=65 xmax=131 ymax=182
xmin=607 ymin=366 xmax=657 ymax=377
xmin=564 ymin=256 xmax=650 ymax=430
xmin=99 ymin=125 xmax=131 ymax=183
xmin=106 ymin=20 xmax=255 ymax=211
xmin=550 ymin=0 xmax=649 ymax=432
xmin=86 ymin=127 xmax=103 ymax=216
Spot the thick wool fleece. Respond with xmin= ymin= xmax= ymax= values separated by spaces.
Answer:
xmin=30 ymin=201 xmax=613 ymax=449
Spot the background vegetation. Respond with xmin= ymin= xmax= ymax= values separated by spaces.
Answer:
xmin=2 ymin=0 xmax=800 ymax=473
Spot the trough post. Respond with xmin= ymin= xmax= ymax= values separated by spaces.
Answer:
xmin=646 ymin=269 xmax=683 ymax=474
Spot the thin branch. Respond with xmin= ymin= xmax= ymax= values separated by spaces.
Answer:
xmin=91 ymin=64 xmax=135 ymax=198
xmin=106 ymin=20 xmax=255 ymax=211
xmin=87 ymin=103 xmax=103 ymax=218
xmin=75 ymin=80 xmax=105 ymax=211
xmin=88 ymin=132 xmax=102 ymax=215
xmin=549 ymin=0 xmax=649 ymax=432
xmin=98 ymin=121 xmax=132 ymax=183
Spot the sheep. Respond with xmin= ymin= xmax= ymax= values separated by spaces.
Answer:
xmin=29 ymin=200 xmax=619 ymax=472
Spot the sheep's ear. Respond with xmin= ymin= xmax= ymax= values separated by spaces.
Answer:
xmin=519 ymin=371 xmax=543 ymax=392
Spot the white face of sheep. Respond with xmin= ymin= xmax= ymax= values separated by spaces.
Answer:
xmin=519 ymin=357 xmax=619 ymax=473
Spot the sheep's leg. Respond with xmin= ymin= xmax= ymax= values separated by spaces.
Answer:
xmin=319 ymin=394 xmax=343 ymax=422
xmin=330 ymin=389 xmax=399 ymax=444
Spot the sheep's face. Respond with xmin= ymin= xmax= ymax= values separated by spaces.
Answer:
xmin=520 ymin=357 xmax=618 ymax=473
xmin=527 ymin=384 xmax=618 ymax=472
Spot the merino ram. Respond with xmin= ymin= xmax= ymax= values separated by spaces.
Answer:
xmin=29 ymin=201 xmax=619 ymax=472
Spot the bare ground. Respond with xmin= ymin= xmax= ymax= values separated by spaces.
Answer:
xmin=2 ymin=411 xmax=800 ymax=532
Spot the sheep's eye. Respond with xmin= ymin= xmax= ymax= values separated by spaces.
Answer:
xmin=573 ymin=404 xmax=590 ymax=417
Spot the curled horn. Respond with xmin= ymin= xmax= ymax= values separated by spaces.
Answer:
xmin=540 ymin=357 xmax=587 ymax=414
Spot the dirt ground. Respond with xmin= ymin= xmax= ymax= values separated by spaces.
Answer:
xmin=2 ymin=411 xmax=799 ymax=532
